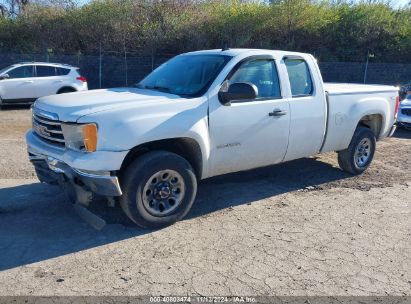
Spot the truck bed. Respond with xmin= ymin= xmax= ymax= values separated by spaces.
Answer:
xmin=324 ymin=83 xmax=398 ymax=95
xmin=321 ymin=83 xmax=398 ymax=154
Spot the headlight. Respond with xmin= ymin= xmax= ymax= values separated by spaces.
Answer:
xmin=61 ymin=123 xmax=98 ymax=152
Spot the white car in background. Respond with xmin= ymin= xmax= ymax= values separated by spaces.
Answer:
xmin=398 ymin=94 xmax=411 ymax=129
xmin=0 ymin=62 xmax=88 ymax=107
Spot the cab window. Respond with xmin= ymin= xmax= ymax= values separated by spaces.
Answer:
xmin=7 ymin=66 xmax=34 ymax=79
xmin=284 ymin=58 xmax=313 ymax=97
xmin=229 ymin=59 xmax=281 ymax=99
xmin=56 ymin=67 xmax=70 ymax=76
xmin=36 ymin=66 xmax=56 ymax=77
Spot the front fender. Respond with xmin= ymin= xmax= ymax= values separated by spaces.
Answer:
xmin=78 ymin=97 xmax=212 ymax=178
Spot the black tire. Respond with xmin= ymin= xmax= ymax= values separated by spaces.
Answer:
xmin=338 ymin=126 xmax=376 ymax=175
xmin=57 ymin=88 xmax=76 ymax=94
xmin=120 ymin=151 xmax=197 ymax=228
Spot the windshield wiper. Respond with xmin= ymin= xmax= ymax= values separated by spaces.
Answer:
xmin=150 ymin=86 xmax=172 ymax=93
xmin=134 ymin=83 xmax=192 ymax=97
xmin=136 ymin=84 xmax=172 ymax=93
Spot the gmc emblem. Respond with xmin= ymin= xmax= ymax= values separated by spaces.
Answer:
xmin=34 ymin=124 xmax=50 ymax=137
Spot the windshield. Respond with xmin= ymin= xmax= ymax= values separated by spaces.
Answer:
xmin=0 ymin=65 xmax=13 ymax=75
xmin=137 ymin=54 xmax=232 ymax=97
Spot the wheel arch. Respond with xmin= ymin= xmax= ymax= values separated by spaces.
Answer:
xmin=57 ymin=86 xmax=77 ymax=94
xmin=119 ymin=137 xmax=203 ymax=181
xmin=357 ymin=113 xmax=384 ymax=139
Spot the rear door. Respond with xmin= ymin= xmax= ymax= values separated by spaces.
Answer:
xmin=34 ymin=65 xmax=61 ymax=97
xmin=209 ymin=56 xmax=290 ymax=176
xmin=0 ymin=65 xmax=36 ymax=102
xmin=281 ymin=56 xmax=327 ymax=161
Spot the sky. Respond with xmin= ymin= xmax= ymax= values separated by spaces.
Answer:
xmin=391 ymin=0 xmax=409 ymax=7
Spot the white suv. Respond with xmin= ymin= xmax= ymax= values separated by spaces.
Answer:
xmin=0 ymin=62 xmax=88 ymax=107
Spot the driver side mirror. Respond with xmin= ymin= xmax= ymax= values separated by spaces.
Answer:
xmin=219 ymin=82 xmax=258 ymax=105
xmin=0 ymin=74 xmax=9 ymax=80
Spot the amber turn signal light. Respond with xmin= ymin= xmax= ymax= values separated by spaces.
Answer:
xmin=82 ymin=124 xmax=98 ymax=152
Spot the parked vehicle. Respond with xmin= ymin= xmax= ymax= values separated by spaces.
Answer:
xmin=0 ymin=62 xmax=88 ymax=107
xmin=398 ymin=94 xmax=411 ymax=129
xmin=26 ymin=49 xmax=399 ymax=228
xmin=399 ymin=83 xmax=411 ymax=101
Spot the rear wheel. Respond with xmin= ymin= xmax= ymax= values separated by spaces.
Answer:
xmin=338 ymin=126 xmax=376 ymax=175
xmin=120 ymin=151 xmax=197 ymax=228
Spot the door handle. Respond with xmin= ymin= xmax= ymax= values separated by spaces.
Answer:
xmin=24 ymin=80 xmax=33 ymax=83
xmin=269 ymin=109 xmax=287 ymax=117
xmin=54 ymin=80 xmax=63 ymax=83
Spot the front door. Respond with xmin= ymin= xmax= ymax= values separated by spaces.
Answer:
xmin=209 ymin=57 xmax=290 ymax=176
xmin=0 ymin=65 xmax=36 ymax=102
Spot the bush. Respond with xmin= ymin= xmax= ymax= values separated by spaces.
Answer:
xmin=0 ymin=0 xmax=410 ymax=62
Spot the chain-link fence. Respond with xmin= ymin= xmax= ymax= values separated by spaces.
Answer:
xmin=0 ymin=51 xmax=173 ymax=90
xmin=1 ymin=51 xmax=410 ymax=89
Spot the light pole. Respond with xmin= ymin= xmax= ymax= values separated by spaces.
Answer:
xmin=363 ymin=50 xmax=374 ymax=84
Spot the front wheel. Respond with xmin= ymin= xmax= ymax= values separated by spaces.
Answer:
xmin=338 ymin=126 xmax=376 ymax=175
xmin=120 ymin=151 xmax=197 ymax=228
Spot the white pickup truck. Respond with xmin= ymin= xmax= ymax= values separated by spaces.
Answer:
xmin=26 ymin=49 xmax=399 ymax=228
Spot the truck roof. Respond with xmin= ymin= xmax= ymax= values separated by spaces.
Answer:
xmin=184 ymin=48 xmax=308 ymax=58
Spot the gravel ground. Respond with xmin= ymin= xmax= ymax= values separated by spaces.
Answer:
xmin=0 ymin=106 xmax=410 ymax=296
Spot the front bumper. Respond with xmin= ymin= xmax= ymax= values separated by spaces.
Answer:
xmin=26 ymin=130 xmax=128 ymax=172
xmin=397 ymin=108 xmax=411 ymax=129
xmin=26 ymin=130 xmax=126 ymax=197
xmin=398 ymin=121 xmax=411 ymax=129
xmin=29 ymin=152 xmax=122 ymax=197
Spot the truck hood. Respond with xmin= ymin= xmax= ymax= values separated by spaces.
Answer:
xmin=34 ymin=87 xmax=185 ymax=122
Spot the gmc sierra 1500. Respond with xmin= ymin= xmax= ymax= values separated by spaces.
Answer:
xmin=26 ymin=49 xmax=399 ymax=228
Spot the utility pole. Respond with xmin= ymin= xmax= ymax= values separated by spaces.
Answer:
xmin=99 ymin=43 xmax=102 ymax=89
xmin=363 ymin=50 xmax=374 ymax=84
xmin=123 ymin=37 xmax=128 ymax=86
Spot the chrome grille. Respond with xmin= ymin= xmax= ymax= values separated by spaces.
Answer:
xmin=32 ymin=110 xmax=65 ymax=147
xmin=401 ymin=108 xmax=411 ymax=116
